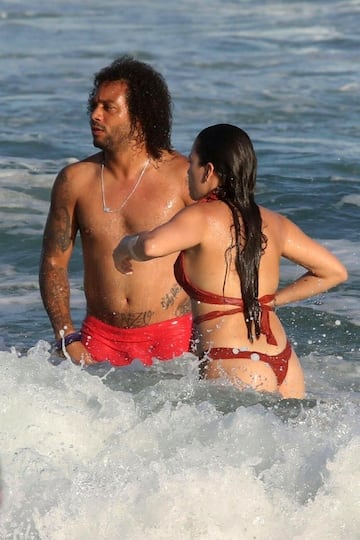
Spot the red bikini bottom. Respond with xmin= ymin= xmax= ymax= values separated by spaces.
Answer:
xmin=200 ymin=340 xmax=292 ymax=385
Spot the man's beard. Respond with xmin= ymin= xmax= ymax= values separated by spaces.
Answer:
xmin=92 ymin=134 xmax=113 ymax=151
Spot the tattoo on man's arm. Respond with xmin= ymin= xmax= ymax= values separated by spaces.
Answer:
xmin=45 ymin=169 xmax=73 ymax=252
xmin=53 ymin=206 xmax=72 ymax=252
xmin=39 ymin=264 xmax=71 ymax=332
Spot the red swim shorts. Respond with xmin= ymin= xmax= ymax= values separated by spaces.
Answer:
xmin=80 ymin=314 xmax=192 ymax=366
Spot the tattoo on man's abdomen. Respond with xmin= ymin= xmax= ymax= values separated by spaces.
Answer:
xmin=117 ymin=310 xmax=154 ymax=327
xmin=175 ymin=299 xmax=191 ymax=316
xmin=161 ymin=284 xmax=181 ymax=310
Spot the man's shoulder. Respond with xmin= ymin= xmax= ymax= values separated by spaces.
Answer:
xmin=158 ymin=150 xmax=187 ymax=172
xmin=67 ymin=152 xmax=102 ymax=171
xmin=52 ymin=154 xmax=102 ymax=198
xmin=156 ymin=150 xmax=188 ymax=185
xmin=153 ymin=150 xmax=194 ymax=206
xmin=57 ymin=152 xmax=102 ymax=180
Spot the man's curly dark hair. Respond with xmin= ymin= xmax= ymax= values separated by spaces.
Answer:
xmin=88 ymin=55 xmax=173 ymax=160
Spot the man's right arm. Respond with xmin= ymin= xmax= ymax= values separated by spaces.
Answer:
xmin=39 ymin=168 xmax=78 ymax=340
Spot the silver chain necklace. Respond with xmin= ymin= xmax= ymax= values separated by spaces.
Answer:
xmin=101 ymin=158 xmax=150 ymax=213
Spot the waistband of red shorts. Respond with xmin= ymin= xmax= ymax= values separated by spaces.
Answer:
xmin=82 ymin=313 xmax=192 ymax=337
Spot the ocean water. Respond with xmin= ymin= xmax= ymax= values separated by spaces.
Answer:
xmin=0 ymin=1 xmax=359 ymax=538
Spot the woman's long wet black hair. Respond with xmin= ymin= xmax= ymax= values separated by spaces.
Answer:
xmin=194 ymin=124 xmax=267 ymax=342
xmin=88 ymin=55 xmax=173 ymax=160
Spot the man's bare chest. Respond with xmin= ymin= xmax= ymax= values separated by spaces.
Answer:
xmin=77 ymin=187 xmax=184 ymax=240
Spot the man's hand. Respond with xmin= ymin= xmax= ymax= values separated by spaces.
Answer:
xmin=62 ymin=341 xmax=97 ymax=366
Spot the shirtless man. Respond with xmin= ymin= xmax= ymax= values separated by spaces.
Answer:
xmin=39 ymin=56 xmax=193 ymax=366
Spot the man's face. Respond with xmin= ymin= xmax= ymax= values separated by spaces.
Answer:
xmin=89 ymin=80 xmax=133 ymax=152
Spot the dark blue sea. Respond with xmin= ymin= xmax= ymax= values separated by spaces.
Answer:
xmin=0 ymin=1 xmax=359 ymax=538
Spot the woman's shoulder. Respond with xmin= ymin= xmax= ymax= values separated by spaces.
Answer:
xmin=259 ymin=206 xmax=294 ymax=253
xmin=259 ymin=206 xmax=290 ymax=228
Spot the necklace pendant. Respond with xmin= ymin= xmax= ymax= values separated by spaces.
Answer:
xmin=100 ymin=158 xmax=150 ymax=214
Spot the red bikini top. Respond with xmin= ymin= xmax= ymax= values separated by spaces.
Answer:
xmin=174 ymin=251 xmax=277 ymax=345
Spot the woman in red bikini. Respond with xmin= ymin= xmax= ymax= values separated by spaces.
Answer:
xmin=114 ymin=124 xmax=347 ymax=398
